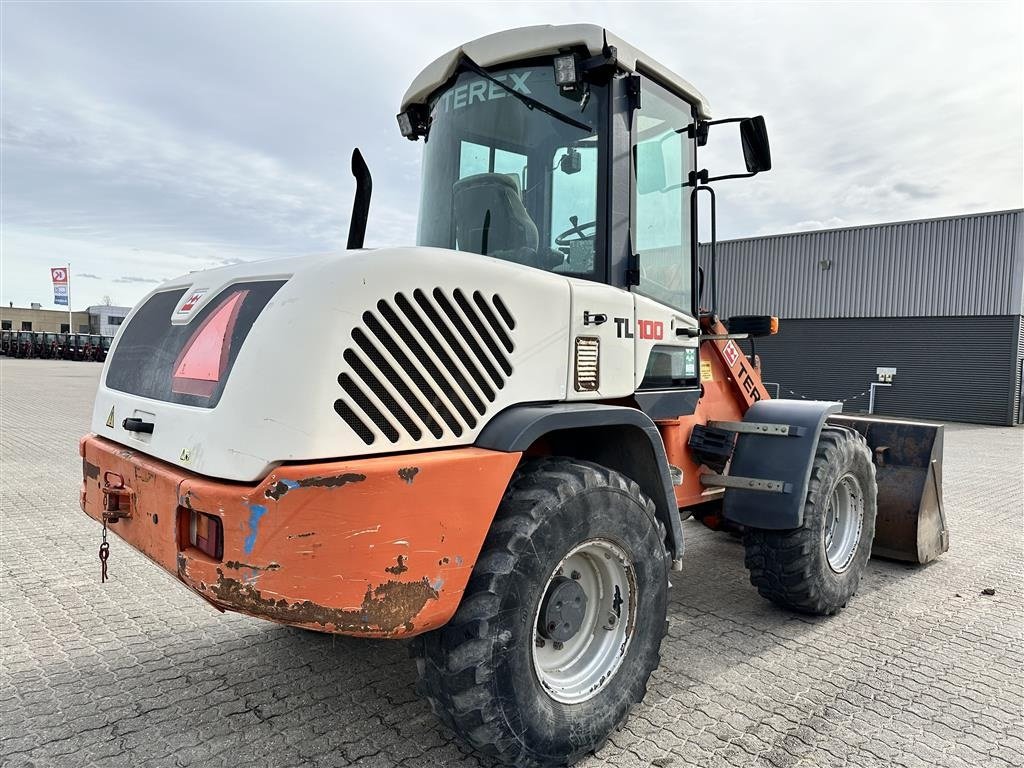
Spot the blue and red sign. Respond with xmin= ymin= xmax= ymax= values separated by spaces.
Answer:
xmin=51 ymin=267 xmax=69 ymax=306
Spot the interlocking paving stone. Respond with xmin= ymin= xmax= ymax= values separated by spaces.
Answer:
xmin=2 ymin=358 xmax=1021 ymax=767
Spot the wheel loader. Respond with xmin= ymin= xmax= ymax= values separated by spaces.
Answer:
xmin=79 ymin=24 xmax=948 ymax=767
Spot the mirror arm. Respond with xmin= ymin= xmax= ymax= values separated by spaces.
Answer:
xmin=703 ymin=117 xmax=750 ymax=127
xmin=660 ymin=167 xmax=759 ymax=194
xmin=702 ymin=170 xmax=759 ymax=183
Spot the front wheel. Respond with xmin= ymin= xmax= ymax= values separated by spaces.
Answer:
xmin=744 ymin=426 xmax=877 ymax=615
xmin=413 ymin=458 xmax=669 ymax=767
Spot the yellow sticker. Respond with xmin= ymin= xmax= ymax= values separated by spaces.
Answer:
xmin=105 ymin=406 xmax=115 ymax=428
xmin=180 ymin=448 xmax=192 ymax=464
xmin=700 ymin=360 xmax=713 ymax=381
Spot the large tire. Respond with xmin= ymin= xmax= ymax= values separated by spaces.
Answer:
xmin=412 ymin=457 xmax=669 ymax=767
xmin=743 ymin=426 xmax=877 ymax=615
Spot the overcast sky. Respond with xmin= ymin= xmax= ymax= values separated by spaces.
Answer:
xmin=2 ymin=1 xmax=1022 ymax=309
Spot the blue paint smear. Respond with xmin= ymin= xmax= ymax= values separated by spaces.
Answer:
xmin=244 ymin=504 xmax=268 ymax=555
xmin=281 ymin=479 xmax=300 ymax=489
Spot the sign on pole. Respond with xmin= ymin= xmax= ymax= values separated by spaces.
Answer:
xmin=51 ymin=267 xmax=69 ymax=306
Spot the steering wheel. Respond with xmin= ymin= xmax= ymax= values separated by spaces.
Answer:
xmin=554 ymin=215 xmax=598 ymax=247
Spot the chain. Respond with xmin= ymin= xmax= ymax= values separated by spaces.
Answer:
xmin=99 ymin=514 xmax=110 ymax=583
xmin=780 ymin=387 xmax=872 ymax=405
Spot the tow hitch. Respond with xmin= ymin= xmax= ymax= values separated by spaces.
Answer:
xmin=101 ymin=472 xmax=133 ymax=522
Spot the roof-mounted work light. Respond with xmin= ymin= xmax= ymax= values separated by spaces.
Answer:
xmin=396 ymin=104 xmax=430 ymax=141
xmin=553 ymin=54 xmax=579 ymax=87
xmin=397 ymin=111 xmax=414 ymax=137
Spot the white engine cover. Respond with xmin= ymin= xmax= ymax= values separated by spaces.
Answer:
xmin=92 ymin=246 xmax=698 ymax=482
xmin=93 ymin=247 xmax=573 ymax=481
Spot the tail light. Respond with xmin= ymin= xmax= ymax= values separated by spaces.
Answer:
xmin=188 ymin=509 xmax=223 ymax=560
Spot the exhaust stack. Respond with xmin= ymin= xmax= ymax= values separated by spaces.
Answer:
xmin=347 ymin=148 xmax=372 ymax=250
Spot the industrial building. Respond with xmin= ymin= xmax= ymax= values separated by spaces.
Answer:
xmin=708 ymin=208 xmax=1024 ymax=426
xmin=0 ymin=304 xmax=130 ymax=336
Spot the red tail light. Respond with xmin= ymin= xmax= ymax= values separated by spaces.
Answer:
xmin=188 ymin=509 xmax=223 ymax=560
xmin=172 ymin=290 xmax=249 ymax=398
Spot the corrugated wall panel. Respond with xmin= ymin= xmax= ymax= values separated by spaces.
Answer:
xmin=702 ymin=209 xmax=1023 ymax=319
xmin=1015 ymin=316 xmax=1024 ymax=425
xmin=751 ymin=316 xmax=1020 ymax=426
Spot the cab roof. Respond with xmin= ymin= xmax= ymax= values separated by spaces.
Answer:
xmin=401 ymin=23 xmax=711 ymax=119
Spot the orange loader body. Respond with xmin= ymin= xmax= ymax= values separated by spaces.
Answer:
xmin=80 ymin=316 xmax=770 ymax=638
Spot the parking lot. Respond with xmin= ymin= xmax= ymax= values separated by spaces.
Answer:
xmin=1 ymin=358 xmax=1022 ymax=768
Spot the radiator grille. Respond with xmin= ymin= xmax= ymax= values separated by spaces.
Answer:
xmin=335 ymin=289 xmax=516 ymax=445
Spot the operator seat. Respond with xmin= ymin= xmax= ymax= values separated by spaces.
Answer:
xmin=452 ymin=173 xmax=562 ymax=270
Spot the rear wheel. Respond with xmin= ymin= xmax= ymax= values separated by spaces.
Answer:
xmin=743 ymin=426 xmax=877 ymax=615
xmin=412 ymin=457 xmax=669 ymax=767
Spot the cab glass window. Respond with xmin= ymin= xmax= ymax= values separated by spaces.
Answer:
xmin=633 ymin=80 xmax=694 ymax=311
xmin=418 ymin=64 xmax=606 ymax=280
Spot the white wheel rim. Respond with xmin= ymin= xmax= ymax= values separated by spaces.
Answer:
xmin=531 ymin=538 xmax=637 ymax=704
xmin=824 ymin=473 xmax=865 ymax=573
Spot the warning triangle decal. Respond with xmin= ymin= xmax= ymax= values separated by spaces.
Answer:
xmin=106 ymin=406 xmax=115 ymax=428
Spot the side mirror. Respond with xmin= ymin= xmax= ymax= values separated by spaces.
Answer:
xmin=739 ymin=116 xmax=771 ymax=174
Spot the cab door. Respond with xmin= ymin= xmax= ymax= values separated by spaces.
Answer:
xmin=629 ymin=76 xmax=701 ymax=418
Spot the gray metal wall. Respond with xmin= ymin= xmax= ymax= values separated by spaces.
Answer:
xmin=1015 ymin=316 xmax=1024 ymax=424
xmin=703 ymin=209 xmax=1023 ymax=320
xmin=751 ymin=316 xmax=1023 ymax=426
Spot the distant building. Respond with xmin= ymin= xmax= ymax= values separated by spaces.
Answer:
xmin=87 ymin=305 xmax=132 ymax=337
xmin=703 ymin=208 xmax=1024 ymax=426
xmin=0 ymin=306 xmax=91 ymax=334
xmin=0 ymin=304 xmax=132 ymax=336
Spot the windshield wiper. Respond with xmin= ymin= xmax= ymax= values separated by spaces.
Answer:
xmin=459 ymin=55 xmax=593 ymax=134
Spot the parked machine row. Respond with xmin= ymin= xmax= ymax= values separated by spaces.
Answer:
xmin=0 ymin=330 xmax=112 ymax=361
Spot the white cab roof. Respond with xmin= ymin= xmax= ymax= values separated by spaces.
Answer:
xmin=401 ymin=24 xmax=711 ymax=118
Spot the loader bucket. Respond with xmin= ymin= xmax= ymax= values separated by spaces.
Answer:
xmin=828 ymin=415 xmax=948 ymax=564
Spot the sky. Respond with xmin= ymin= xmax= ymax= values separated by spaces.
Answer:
xmin=2 ymin=1 xmax=1022 ymax=310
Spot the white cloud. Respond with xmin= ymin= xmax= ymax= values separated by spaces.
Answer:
xmin=1 ymin=2 xmax=1021 ymax=308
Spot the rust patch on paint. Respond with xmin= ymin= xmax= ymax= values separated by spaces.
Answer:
xmin=207 ymin=570 xmax=437 ymax=634
xmin=398 ymin=467 xmax=420 ymax=485
xmin=385 ymin=554 xmax=408 ymax=575
xmin=265 ymin=473 xmax=366 ymax=501
xmin=83 ymin=460 xmax=100 ymax=480
xmin=225 ymin=560 xmax=281 ymax=572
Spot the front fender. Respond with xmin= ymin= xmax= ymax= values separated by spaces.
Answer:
xmin=723 ymin=400 xmax=842 ymax=529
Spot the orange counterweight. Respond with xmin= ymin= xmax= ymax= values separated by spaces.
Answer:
xmin=81 ymin=435 xmax=521 ymax=637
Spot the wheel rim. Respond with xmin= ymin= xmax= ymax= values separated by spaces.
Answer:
xmin=531 ymin=538 xmax=637 ymax=704
xmin=823 ymin=473 xmax=865 ymax=573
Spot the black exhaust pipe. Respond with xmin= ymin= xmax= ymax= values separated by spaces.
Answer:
xmin=347 ymin=148 xmax=372 ymax=249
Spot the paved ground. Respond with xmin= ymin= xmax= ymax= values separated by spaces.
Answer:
xmin=1 ymin=358 xmax=1022 ymax=768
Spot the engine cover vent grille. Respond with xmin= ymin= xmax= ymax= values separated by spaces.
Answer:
xmin=574 ymin=336 xmax=600 ymax=392
xmin=334 ymin=289 xmax=516 ymax=445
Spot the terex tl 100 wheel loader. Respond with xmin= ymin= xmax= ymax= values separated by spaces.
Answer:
xmin=80 ymin=24 xmax=948 ymax=767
